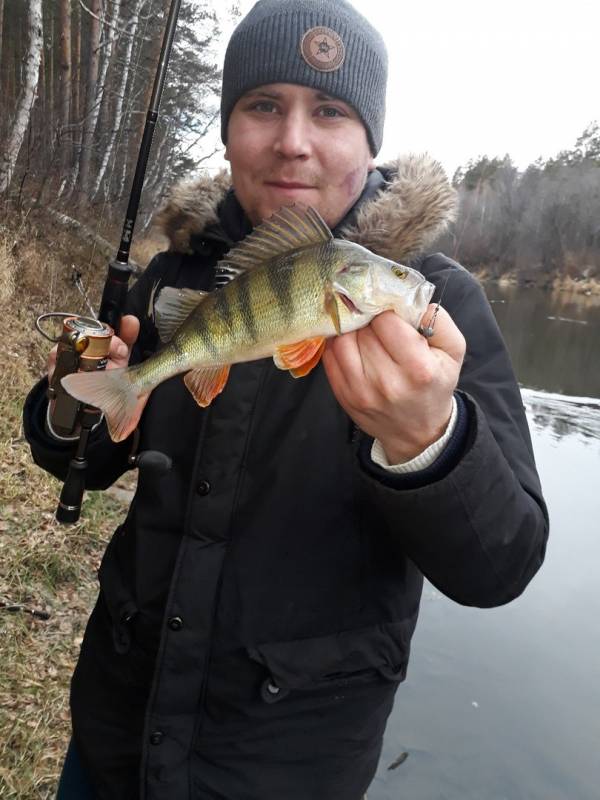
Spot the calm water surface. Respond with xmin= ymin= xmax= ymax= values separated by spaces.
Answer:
xmin=371 ymin=285 xmax=600 ymax=800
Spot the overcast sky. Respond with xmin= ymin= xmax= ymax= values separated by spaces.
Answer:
xmin=208 ymin=0 xmax=598 ymax=179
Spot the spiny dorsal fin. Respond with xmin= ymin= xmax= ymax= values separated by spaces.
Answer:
xmin=154 ymin=287 xmax=208 ymax=343
xmin=218 ymin=205 xmax=332 ymax=274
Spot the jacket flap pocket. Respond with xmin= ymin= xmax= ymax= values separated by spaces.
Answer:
xmin=98 ymin=526 xmax=138 ymax=653
xmin=247 ymin=622 xmax=410 ymax=691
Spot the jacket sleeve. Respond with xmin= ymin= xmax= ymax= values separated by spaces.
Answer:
xmin=22 ymin=254 xmax=170 ymax=490
xmin=357 ymin=258 xmax=549 ymax=608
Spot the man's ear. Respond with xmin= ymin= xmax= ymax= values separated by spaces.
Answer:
xmin=367 ymin=156 xmax=376 ymax=172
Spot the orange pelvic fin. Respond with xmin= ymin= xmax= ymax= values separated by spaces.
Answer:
xmin=184 ymin=365 xmax=230 ymax=407
xmin=274 ymin=337 xmax=326 ymax=378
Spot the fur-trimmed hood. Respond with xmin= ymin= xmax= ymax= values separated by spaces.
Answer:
xmin=154 ymin=154 xmax=457 ymax=263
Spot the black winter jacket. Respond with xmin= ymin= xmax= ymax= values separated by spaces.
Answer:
xmin=24 ymin=157 xmax=548 ymax=800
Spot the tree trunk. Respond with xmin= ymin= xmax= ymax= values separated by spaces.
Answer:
xmin=0 ymin=0 xmax=43 ymax=195
xmin=47 ymin=2 xmax=55 ymax=156
xmin=89 ymin=0 xmax=122 ymax=173
xmin=92 ymin=0 xmax=144 ymax=201
xmin=77 ymin=0 xmax=101 ymax=201
xmin=72 ymin=0 xmax=81 ymax=124
xmin=59 ymin=0 xmax=72 ymax=170
xmin=0 ymin=0 xmax=5 ymax=72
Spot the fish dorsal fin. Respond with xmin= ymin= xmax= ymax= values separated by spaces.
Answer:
xmin=218 ymin=204 xmax=333 ymax=274
xmin=154 ymin=287 xmax=209 ymax=343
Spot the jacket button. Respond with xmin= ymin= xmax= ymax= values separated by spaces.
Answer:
xmin=149 ymin=730 xmax=164 ymax=746
xmin=196 ymin=479 xmax=211 ymax=496
xmin=168 ymin=616 xmax=183 ymax=631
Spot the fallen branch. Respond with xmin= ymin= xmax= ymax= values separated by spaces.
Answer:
xmin=46 ymin=209 xmax=142 ymax=275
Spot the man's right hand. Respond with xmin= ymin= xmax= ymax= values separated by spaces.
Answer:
xmin=47 ymin=315 xmax=141 ymax=383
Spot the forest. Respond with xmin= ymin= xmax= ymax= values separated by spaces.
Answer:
xmin=438 ymin=128 xmax=600 ymax=287
xmin=0 ymin=0 xmax=226 ymax=229
xmin=0 ymin=0 xmax=599 ymax=290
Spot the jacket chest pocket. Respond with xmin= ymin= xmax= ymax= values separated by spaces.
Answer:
xmin=247 ymin=623 xmax=410 ymax=704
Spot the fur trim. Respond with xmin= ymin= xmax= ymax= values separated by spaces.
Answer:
xmin=154 ymin=169 xmax=231 ymax=254
xmin=154 ymin=154 xmax=457 ymax=262
xmin=340 ymin=154 xmax=457 ymax=262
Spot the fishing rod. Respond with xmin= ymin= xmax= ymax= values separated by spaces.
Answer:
xmin=99 ymin=0 xmax=182 ymax=332
xmin=38 ymin=0 xmax=181 ymax=524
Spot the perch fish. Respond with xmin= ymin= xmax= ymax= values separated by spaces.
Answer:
xmin=62 ymin=205 xmax=434 ymax=442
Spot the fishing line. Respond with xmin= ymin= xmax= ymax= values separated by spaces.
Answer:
xmin=419 ymin=271 xmax=452 ymax=338
xmin=73 ymin=268 xmax=99 ymax=318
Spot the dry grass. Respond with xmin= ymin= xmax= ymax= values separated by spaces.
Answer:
xmin=0 ymin=227 xmax=17 ymax=304
xmin=0 ymin=214 xmax=140 ymax=798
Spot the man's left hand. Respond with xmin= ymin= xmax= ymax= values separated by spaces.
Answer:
xmin=322 ymin=305 xmax=466 ymax=464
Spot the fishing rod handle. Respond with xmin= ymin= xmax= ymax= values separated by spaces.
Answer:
xmin=98 ymin=259 xmax=133 ymax=334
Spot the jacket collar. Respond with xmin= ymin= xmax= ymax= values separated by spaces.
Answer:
xmin=154 ymin=154 xmax=457 ymax=263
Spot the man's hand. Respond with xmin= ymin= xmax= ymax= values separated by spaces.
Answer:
xmin=322 ymin=305 xmax=466 ymax=464
xmin=47 ymin=315 xmax=140 ymax=383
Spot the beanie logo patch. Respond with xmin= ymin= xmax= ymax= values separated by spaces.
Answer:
xmin=300 ymin=27 xmax=345 ymax=73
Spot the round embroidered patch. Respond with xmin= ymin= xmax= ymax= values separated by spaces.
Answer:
xmin=300 ymin=26 xmax=345 ymax=72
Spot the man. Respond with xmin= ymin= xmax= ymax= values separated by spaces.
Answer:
xmin=24 ymin=1 xmax=549 ymax=798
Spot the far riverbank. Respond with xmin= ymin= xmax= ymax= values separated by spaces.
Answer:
xmin=471 ymin=268 xmax=600 ymax=299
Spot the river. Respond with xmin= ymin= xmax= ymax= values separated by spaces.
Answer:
xmin=370 ymin=285 xmax=600 ymax=800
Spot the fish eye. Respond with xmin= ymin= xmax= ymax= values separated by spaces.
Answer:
xmin=392 ymin=266 xmax=408 ymax=279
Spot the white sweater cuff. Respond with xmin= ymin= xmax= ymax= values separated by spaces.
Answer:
xmin=371 ymin=395 xmax=458 ymax=474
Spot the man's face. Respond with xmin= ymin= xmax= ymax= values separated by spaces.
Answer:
xmin=224 ymin=83 xmax=375 ymax=229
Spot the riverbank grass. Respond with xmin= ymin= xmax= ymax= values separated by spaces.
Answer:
xmin=0 ymin=220 xmax=131 ymax=798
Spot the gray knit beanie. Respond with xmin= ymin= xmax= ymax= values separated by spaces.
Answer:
xmin=220 ymin=0 xmax=388 ymax=155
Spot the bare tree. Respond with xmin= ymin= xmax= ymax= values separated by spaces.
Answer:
xmin=76 ymin=0 xmax=102 ymax=199
xmin=91 ymin=0 xmax=141 ymax=200
xmin=72 ymin=0 xmax=81 ymax=124
xmin=91 ymin=0 xmax=122 ymax=144
xmin=0 ymin=0 xmax=43 ymax=195
xmin=0 ymin=0 xmax=5 ymax=70
xmin=59 ymin=0 xmax=72 ymax=169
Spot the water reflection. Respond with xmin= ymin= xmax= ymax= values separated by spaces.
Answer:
xmin=372 ymin=396 xmax=600 ymax=800
xmin=485 ymin=284 xmax=600 ymax=398
xmin=521 ymin=388 xmax=600 ymax=442
xmin=370 ymin=284 xmax=600 ymax=800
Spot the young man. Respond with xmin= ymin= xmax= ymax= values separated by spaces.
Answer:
xmin=24 ymin=1 xmax=549 ymax=798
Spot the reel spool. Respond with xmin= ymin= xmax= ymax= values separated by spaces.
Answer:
xmin=36 ymin=314 xmax=113 ymax=439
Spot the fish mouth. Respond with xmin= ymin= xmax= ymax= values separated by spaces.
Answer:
xmin=335 ymin=290 xmax=362 ymax=315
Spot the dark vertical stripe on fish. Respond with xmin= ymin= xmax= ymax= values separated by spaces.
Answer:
xmin=214 ymin=288 xmax=234 ymax=330
xmin=268 ymin=255 xmax=295 ymax=324
xmin=192 ymin=306 xmax=219 ymax=357
xmin=236 ymin=273 xmax=259 ymax=342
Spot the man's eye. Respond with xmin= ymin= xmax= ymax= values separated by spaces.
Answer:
xmin=248 ymin=101 xmax=277 ymax=113
xmin=317 ymin=106 xmax=346 ymax=118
